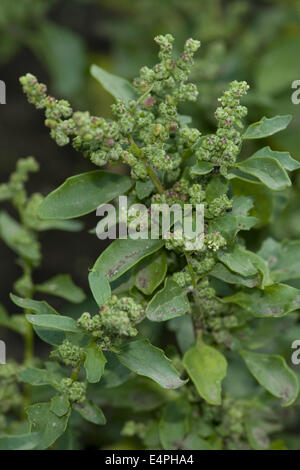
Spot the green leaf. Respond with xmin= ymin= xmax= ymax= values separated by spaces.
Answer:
xmin=98 ymin=376 xmax=175 ymax=411
xmin=231 ymin=179 xmax=273 ymax=226
xmin=38 ymin=170 xmax=133 ymax=220
xmin=10 ymin=294 xmax=58 ymax=315
xmin=50 ymin=395 xmax=70 ymax=418
xmin=146 ymin=278 xmax=190 ymax=321
xmin=74 ymin=400 xmax=106 ymax=425
xmin=210 ymin=263 xmax=259 ymax=288
xmin=92 ymin=238 xmax=164 ymax=282
xmin=183 ymin=338 xmax=227 ymax=405
xmin=245 ymin=418 xmax=271 ymax=450
xmin=168 ymin=316 xmax=196 ymax=354
xmin=249 ymin=147 xmax=300 ymax=172
xmin=258 ymin=238 xmax=300 ymax=282
xmin=205 ymin=176 xmax=229 ymax=203
xmin=116 ymin=339 xmax=186 ymax=389
xmin=159 ymin=398 xmax=191 ymax=450
xmin=183 ymin=434 xmax=213 ymax=450
xmin=236 ymin=156 xmax=291 ymax=191
xmin=27 ymin=402 xmax=70 ymax=450
xmin=190 ymin=161 xmax=214 ymax=175
xmin=217 ymin=245 xmax=272 ymax=288
xmin=243 ymin=115 xmax=292 ymax=140
xmin=224 ymin=284 xmax=300 ymax=318
xmin=90 ymin=64 xmax=136 ymax=101
xmin=88 ymin=270 xmax=111 ymax=308
xmin=26 ymin=314 xmax=81 ymax=333
xmin=30 ymin=21 xmax=86 ymax=97
xmin=19 ymin=367 xmax=60 ymax=388
xmin=33 ymin=326 xmax=65 ymax=347
xmin=0 ymin=303 xmax=28 ymax=335
xmin=135 ymin=250 xmax=167 ymax=295
xmin=101 ymin=351 xmax=132 ymax=388
xmin=34 ymin=219 xmax=83 ymax=233
xmin=240 ymin=350 xmax=299 ymax=407
xmin=135 ymin=179 xmax=155 ymax=200
xmin=36 ymin=274 xmax=85 ymax=303
xmin=0 ymin=433 xmax=41 ymax=451
xmin=209 ymin=200 xmax=258 ymax=244
xmin=84 ymin=343 xmax=107 ymax=383
xmin=256 ymin=38 xmax=300 ymax=96
xmin=0 ymin=211 xmax=40 ymax=263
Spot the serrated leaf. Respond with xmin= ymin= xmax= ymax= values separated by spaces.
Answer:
xmin=183 ymin=339 xmax=227 ymax=405
xmin=74 ymin=400 xmax=106 ymax=425
xmin=92 ymin=238 xmax=164 ymax=282
xmin=116 ymin=339 xmax=186 ymax=389
xmin=27 ymin=402 xmax=70 ymax=450
xmin=224 ymin=284 xmax=300 ymax=318
xmin=209 ymin=207 xmax=258 ymax=244
xmin=240 ymin=350 xmax=299 ymax=407
xmin=36 ymin=274 xmax=85 ymax=303
xmin=84 ymin=343 xmax=107 ymax=383
xmin=249 ymin=147 xmax=300 ymax=171
xmin=205 ymin=176 xmax=229 ymax=203
xmin=146 ymin=278 xmax=190 ymax=321
xmin=10 ymin=294 xmax=58 ymax=315
xmin=135 ymin=250 xmax=167 ymax=295
xmin=237 ymin=156 xmax=291 ymax=191
xmin=90 ymin=64 xmax=136 ymax=101
xmin=26 ymin=314 xmax=81 ymax=333
xmin=38 ymin=170 xmax=133 ymax=220
xmin=243 ymin=115 xmax=292 ymax=139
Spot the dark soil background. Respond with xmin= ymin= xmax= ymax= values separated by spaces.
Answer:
xmin=0 ymin=1 xmax=113 ymax=313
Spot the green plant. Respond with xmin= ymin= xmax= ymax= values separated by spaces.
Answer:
xmin=1 ymin=34 xmax=300 ymax=450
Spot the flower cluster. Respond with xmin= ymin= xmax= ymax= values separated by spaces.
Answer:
xmin=51 ymin=340 xmax=85 ymax=368
xmin=0 ymin=156 xmax=39 ymax=210
xmin=0 ymin=362 xmax=22 ymax=431
xmin=195 ymin=80 xmax=249 ymax=175
xmin=78 ymin=296 xmax=144 ymax=348
xmin=20 ymin=35 xmax=201 ymax=183
xmin=59 ymin=378 xmax=86 ymax=403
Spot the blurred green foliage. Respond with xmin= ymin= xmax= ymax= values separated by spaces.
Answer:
xmin=1 ymin=0 xmax=300 ymax=450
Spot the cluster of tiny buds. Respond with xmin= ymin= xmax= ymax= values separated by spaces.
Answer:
xmin=51 ymin=340 xmax=85 ymax=368
xmin=77 ymin=296 xmax=144 ymax=348
xmin=196 ymin=80 xmax=249 ymax=175
xmin=59 ymin=378 xmax=86 ymax=403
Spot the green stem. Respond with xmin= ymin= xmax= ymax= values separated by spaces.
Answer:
xmin=129 ymin=136 xmax=164 ymax=195
xmin=185 ymin=253 xmax=197 ymax=289
xmin=24 ymin=310 xmax=34 ymax=363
